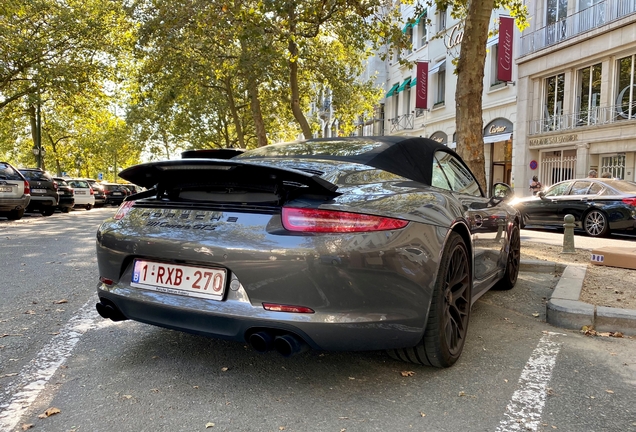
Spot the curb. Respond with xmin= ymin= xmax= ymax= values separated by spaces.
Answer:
xmin=521 ymin=260 xmax=636 ymax=336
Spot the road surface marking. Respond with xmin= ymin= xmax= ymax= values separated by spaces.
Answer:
xmin=0 ymin=298 xmax=102 ymax=430
xmin=496 ymin=331 xmax=565 ymax=431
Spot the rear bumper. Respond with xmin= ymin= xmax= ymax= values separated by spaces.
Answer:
xmin=97 ymin=285 xmax=426 ymax=351
xmin=0 ymin=196 xmax=30 ymax=211
xmin=27 ymin=195 xmax=58 ymax=209
xmin=58 ymin=196 xmax=75 ymax=208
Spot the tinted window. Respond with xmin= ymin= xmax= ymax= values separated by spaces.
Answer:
xmin=54 ymin=179 xmax=69 ymax=186
xmin=0 ymin=163 xmax=24 ymax=181
xmin=69 ymin=180 xmax=89 ymax=188
xmin=433 ymin=151 xmax=482 ymax=196
xmin=545 ymin=182 xmax=571 ymax=197
xmin=588 ymin=183 xmax=602 ymax=195
xmin=569 ymin=181 xmax=591 ymax=195
xmin=20 ymin=170 xmax=52 ymax=181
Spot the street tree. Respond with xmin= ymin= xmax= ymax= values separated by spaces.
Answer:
xmin=434 ymin=0 xmax=528 ymax=190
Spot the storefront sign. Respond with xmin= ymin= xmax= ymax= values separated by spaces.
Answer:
xmin=489 ymin=125 xmax=507 ymax=134
xmin=528 ymin=134 xmax=578 ymax=148
xmin=415 ymin=62 xmax=428 ymax=109
xmin=444 ymin=23 xmax=464 ymax=50
xmin=430 ymin=131 xmax=447 ymax=144
xmin=497 ymin=17 xmax=514 ymax=82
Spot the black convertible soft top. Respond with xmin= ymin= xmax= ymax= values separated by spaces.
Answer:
xmin=236 ymin=136 xmax=459 ymax=186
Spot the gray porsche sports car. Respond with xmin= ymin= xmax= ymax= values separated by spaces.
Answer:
xmin=95 ymin=137 xmax=521 ymax=367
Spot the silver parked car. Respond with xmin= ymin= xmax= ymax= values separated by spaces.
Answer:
xmin=0 ymin=162 xmax=31 ymax=220
xmin=95 ymin=137 xmax=521 ymax=367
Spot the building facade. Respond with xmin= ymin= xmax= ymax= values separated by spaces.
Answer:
xmin=378 ymin=2 xmax=519 ymax=196
xmin=515 ymin=0 xmax=636 ymax=195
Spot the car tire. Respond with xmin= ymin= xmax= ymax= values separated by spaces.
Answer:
xmin=61 ymin=207 xmax=71 ymax=213
xmin=86 ymin=204 xmax=93 ymax=211
xmin=7 ymin=209 xmax=25 ymax=220
xmin=583 ymin=209 xmax=609 ymax=237
xmin=41 ymin=208 xmax=54 ymax=217
xmin=493 ymin=224 xmax=520 ymax=290
xmin=387 ymin=232 xmax=471 ymax=368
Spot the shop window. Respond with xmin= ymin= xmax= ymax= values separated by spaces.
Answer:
xmin=543 ymin=73 xmax=565 ymax=131
xmin=435 ymin=62 xmax=446 ymax=107
xmin=616 ymin=55 xmax=636 ymax=120
xmin=419 ymin=19 xmax=427 ymax=48
xmin=437 ymin=7 xmax=446 ymax=32
xmin=545 ymin=0 xmax=568 ymax=44
xmin=490 ymin=44 xmax=504 ymax=87
xmin=576 ymin=63 xmax=602 ymax=126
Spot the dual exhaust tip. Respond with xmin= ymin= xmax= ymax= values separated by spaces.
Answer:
xmin=96 ymin=300 xmax=309 ymax=358
xmin=248 ymin=331 xmax=308 ymax=358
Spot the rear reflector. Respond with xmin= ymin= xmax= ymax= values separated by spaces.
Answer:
xmin=282 ymin=207 xmax=408 ymax=233
xmin=24 ymin=181 xmax=30 ymax=195
xmin=263 ymin=303 xmax=315 ymax=313
xmin=622 ymin=198 xmax=636 ymax=206
xmin=114 ymin=201 xmax=135 ymax=220
xmin=99 ymin=276 xmax=114 ymax=285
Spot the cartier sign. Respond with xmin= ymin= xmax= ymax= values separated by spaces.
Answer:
xmin=444 ymin=23 xmax=464 ymax=50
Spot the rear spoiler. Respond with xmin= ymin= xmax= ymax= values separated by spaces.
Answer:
xmin=118 ymin=159 xmax=340 ymax=197
xmin=180 ymin=149 xmax=245 ymax=159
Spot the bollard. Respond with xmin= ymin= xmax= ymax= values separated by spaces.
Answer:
xmin=562 ymin=214 xmax=576 ymax=254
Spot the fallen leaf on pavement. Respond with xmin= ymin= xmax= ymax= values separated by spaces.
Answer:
xmin=419 ymin=412 xmax=426 ymax=417
xmin=37 ymin=407 xmax=61 ymax=418
xmin=221 ymin=367 xmax=229 ymax=372
xmin=122 ymin=394 xmax=133 ymax=399
xmin=0 ymin=373 xmax=18 ymax=378
xmin=606 ymin=390 xmax=614 ymax=394
xmin=0 ymin=334 xmax=23 ymax=338
xmin=21 ymin=424 xmax=33 ymax=430
xmin=53 ymin=299 xmax=68 ymax=304
xmin=458 ymin=391 xmax=466 ymax=397
xmin=205 ymin=422 xmax=215 ymax=428
xmin=279 ymin=427 xmax=285 ymax=431
xmin=400 ymin=371 xmax=415 ymax=377
xmin=532 ymin=313 xmax=540 ymax=317
xmin=24 ymin=310 xmax=36 ymax=315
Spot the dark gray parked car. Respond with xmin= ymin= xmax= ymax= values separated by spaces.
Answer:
xmin=95 ymin=137 xmax=521 ymax=367
xmin=18 ymin=168 xmax=59 ymax=216
xmin=0 ymin=162 xmax=31 ymax=220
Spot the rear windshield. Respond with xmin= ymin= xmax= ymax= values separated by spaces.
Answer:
xmin=609 ymin=180 xmax=636 ymax=193
xmin=69 ymin=180 xmax=90 ymax=188
xmin=0 ymin=163 xmax=24 ymax=181
xmin=54 ymin=178 xmax=69 ymax=186
xmin=20 ymin=169 xmax=52 ymax=181
xmin=237 ymin=140 xmax=384 ymax=158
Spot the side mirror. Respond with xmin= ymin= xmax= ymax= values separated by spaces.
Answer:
xmin=538 ymin=191 xmax=546 ymax=199
xmin=492 ymin=183 xmax=513 ymax=201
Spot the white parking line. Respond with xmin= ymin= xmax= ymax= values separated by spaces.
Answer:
xmin=0 ymin=299 xmax=100 ymax=431
xmin=496 ymin=331 xmax=565 ymax=431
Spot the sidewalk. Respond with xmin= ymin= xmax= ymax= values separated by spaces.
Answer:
xmin=521 ymin=259 xmax=636 ymax=336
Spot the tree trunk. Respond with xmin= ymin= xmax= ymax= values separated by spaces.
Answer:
xmin=248 ymin=79 xmax=268 ymax=147
xmin=225 ymin=76 xmax=245 ymax=148
xmin=455 ymin=0 xmax=495 ymax=193
xmin=28 ymin=104 xmax=38 ymax=166
xmin=288 ymin=7 xmax=313 ymax=139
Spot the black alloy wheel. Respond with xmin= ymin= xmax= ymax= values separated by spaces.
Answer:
xmin=494 ymin=224 xmax=521 ymax=290
xmin=388 ymin=232 xmax=471 ymax=368
xmin=7 ymin=209 xmax=25 ymax=220
xmin=41 ymin=208 xmax=54 ymax=216
xmin=583 ymin=210 xmax=609 ymax=237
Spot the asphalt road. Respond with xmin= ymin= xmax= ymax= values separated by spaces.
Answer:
xmin=1 ymin=209 xmax=635 ymax=432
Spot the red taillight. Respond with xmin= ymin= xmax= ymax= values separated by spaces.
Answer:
xmin=89 ymin=187 xmax=94 ymax=195
xmin=99 ymin=276 xmax=114 ymax=285
xmin=24 ymin=181 xmax=30 ymax=195
xmin=53 ymin=180 xmax=58 ymax=190
xmin=622 ymin=197 xmax=636 ymax=206
xmin=262 ymin=303 xmax=315 ymax=313
xmin=114 ymin=200 xmax=134 ymax=220
xmin=281 ymin=207 xmax=409 ymax=233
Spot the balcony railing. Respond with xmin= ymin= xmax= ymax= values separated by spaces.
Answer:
xmin=520 ymin=0 xmax=636 ymax=56
xmin=528 ymin=102 xmax=636 ymax=135
xmin=389 ymin=113 xmax=414 ymax=132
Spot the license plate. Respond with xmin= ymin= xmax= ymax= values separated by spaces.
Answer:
xmin=0 ymin=186 xmax=11 ymax=192
xmin=131 ymin=260 xmax=226 ymax=300
xmin=75 ymin=190 xmax=86 ymax=195
xmin=32 ymin=188 xmax=46 ymax=193
xmin=113 ymin=192 xmax=122 ymax=195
